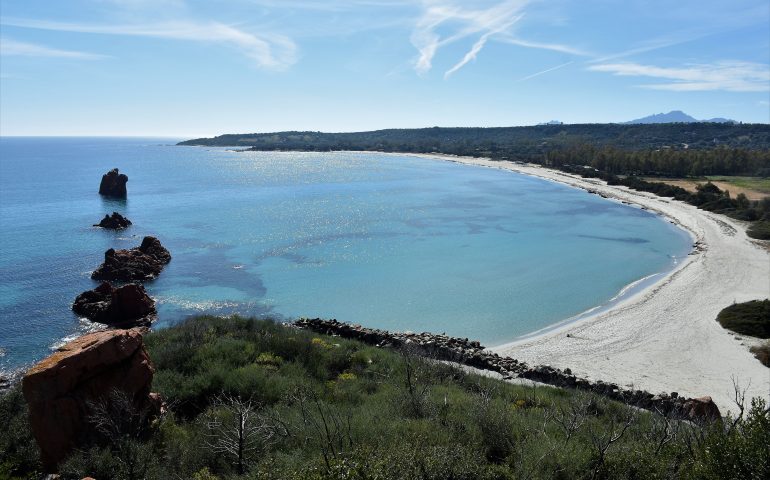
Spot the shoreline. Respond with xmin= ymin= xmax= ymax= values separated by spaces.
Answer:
xmin=401 ymin=152 xmax=769 ymax=413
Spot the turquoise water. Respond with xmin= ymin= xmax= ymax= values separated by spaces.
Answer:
xmin=0 ymin=137 xmax=692 ymax=373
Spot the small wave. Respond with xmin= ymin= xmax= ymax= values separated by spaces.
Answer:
xmin=610 ymin=273 xmax=660 ymax=301
xmin=50 ymin=319 xmax=105 ymax=351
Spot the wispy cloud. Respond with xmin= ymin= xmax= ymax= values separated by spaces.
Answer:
xmin=517 ymin=60 xmax=574 ymax=82
xmin=589 ymin=61 xmax=770 ymax=92
xmin=443 ymin=16 xmax=523 ymax=79
xmin=590 ymin=32 xmax=709 ymax=64
xmin=0 ymin=38 xmax=107 ymax=59
xmin=411 ymin=0 xmax=529 ymax=77
xmin=2 ymin=18 xmax=297 ymax=70
xmin=497 ymin=36 xmax=590 ymax=57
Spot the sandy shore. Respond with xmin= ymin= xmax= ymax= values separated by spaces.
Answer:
xmin=410 ymin=153 xmax=770 ymax=414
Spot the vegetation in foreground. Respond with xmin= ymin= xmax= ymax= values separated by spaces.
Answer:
xmin=2 ymin=315 xmax=769 ymax=479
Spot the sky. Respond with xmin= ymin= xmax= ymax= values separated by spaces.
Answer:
xmin=0 ymin=0 xmax=769 ymax=137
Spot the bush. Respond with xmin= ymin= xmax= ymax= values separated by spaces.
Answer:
xmin=747 ymin=220 xmax=770 ymax=240
xmin=0 ymin=386 xmax=41 ymax=478
xmin=717 ymin=300 xmax=770 ymax=338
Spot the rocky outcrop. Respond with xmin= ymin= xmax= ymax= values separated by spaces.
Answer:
xmin=73 ymin=282 xmax=156 ymax=328
xmin=681 ymin=396 xmax=721 ymax=422
xmin=91 ymin=236 xmax=171 ymax=282
xmin=94 ymin=212 xmax=132 ymax=230
xmin=293 ymin=318 xmax=722 ymax=422
xmin=22 ymin=329 xmax=161 ymax=471
xmin=98 ymin=168 xmax=128 ymax=198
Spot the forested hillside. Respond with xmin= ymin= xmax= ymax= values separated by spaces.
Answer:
xmin=179 ymin=124 xmax=770 ymax=177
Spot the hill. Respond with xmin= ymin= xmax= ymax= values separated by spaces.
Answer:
xmin=178 ymin=123 xmax=770 ymax=155
xmin=626 ymin=110 xmax=736 ymax=124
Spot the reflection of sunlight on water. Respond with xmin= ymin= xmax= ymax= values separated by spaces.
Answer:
xmin=156 ymin=295 xmax=253 ymax=312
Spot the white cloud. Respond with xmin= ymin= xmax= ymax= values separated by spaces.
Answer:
xmin=589 ymin=61 xmax=770 ymax=92
xmin=411 ymin=0 xmax=529 ymax=77
xmin=0 ymin=38 xmax=107 ymax=59
xmin=2 ymin=19 xmax=297 ymax=70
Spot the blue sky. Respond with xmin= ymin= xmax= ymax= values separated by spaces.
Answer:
xmin=1 ymin=0 xmax=768 ymax=136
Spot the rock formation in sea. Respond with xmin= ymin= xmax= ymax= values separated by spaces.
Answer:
xmin=22 ymin=329 xmax=161 ymax=471
xmin=94 ymin=211 xmax=132 ymax=229
xmin=91 ymin=236 xmax=171 ymax=282
xmin=98 ymin=168 xmax=128 ymax=197
xmin=73 ymin=281 xmax=156 ymax=328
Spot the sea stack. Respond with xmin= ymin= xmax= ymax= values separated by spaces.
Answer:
xmin=72 ymin=281 xmax=157 ymax=328
xmin=91 ymin=236 xmax=172 ymax=282
xmin=98 ymin=168 xmax=128 ymax=197
xmin=94 ymin=211 xmax=132 ymax=229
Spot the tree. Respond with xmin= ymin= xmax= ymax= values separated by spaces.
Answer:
xmin=204 ymin=394 xmax=284 ymax=475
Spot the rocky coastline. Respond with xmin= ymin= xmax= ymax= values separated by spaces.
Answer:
xmin=293 ymin=318 xmax=721 ymax=422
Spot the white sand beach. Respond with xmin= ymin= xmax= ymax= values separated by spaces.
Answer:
xmin=415 ymin=153 xmax=770 ymax=414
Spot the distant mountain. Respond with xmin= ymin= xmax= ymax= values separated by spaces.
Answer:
xmin=626 ymin=110 xmax=736 ymax=124
xmin=538 ymin=120 xmax=563 ymax=125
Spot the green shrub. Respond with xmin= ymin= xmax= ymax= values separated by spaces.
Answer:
xmin=747 ymin=220 xmax=770 ymax=240
xmin=717 ymin=300 xmax=770 ymax=338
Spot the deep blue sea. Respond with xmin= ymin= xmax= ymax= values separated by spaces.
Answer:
xmin=0 ymin=137 xmax=692 ymax=374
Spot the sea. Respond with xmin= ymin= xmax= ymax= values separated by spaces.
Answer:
xmin=0 ymin=137 xmax=693 ymax=375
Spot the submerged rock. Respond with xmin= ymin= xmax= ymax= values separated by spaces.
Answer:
xmin=94 ymin=212 xmax=132 ymax=229
xmin=91 ymin=236 xmax=171 ymax=282
xmin=22 ymin=329 xmax=161 ymax=472
xmin=73 ymin=281 xmax=156 ymax=328
xmin=98 ymin=168 xmax=128 ymax=197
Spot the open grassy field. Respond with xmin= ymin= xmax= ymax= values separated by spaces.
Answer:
xmin=641 ymin=176 xmax=770 ymax=201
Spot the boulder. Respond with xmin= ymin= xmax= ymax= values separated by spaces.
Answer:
xmin=681 ymin=396 xmax=721 ymax=422
xmin=98 ymin=168 xmax=128 ymax=197
xmin=22 ymin=329 xmax=160 ymax=471
xmin=72 ymin=282 xmax=156 ymax=328
xmin=94 ymin=212 xmax=132 ymax=230
xmin=91 ymin=236 xmax=171 ymax=282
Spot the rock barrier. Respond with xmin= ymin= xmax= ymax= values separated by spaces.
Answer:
xmin=293 ymin=318 xmax=721 ymax=422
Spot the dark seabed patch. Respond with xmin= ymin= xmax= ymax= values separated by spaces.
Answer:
xmin=577 ymin=234 xmax=650 ymax=244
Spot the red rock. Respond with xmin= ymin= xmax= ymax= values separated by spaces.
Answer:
xmin=91 ymin=236 xmax=171 ymax=282
xmin=72 ymin=282 xmax=156 ymax=328
xmin=682 ymin=396 xmax=721 ymax=422
xmin=22 ymin=329 xmax=159 ymax=471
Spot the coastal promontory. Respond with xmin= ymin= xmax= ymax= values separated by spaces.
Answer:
xmin=21 ymin=329 xmax=161 ymax=471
